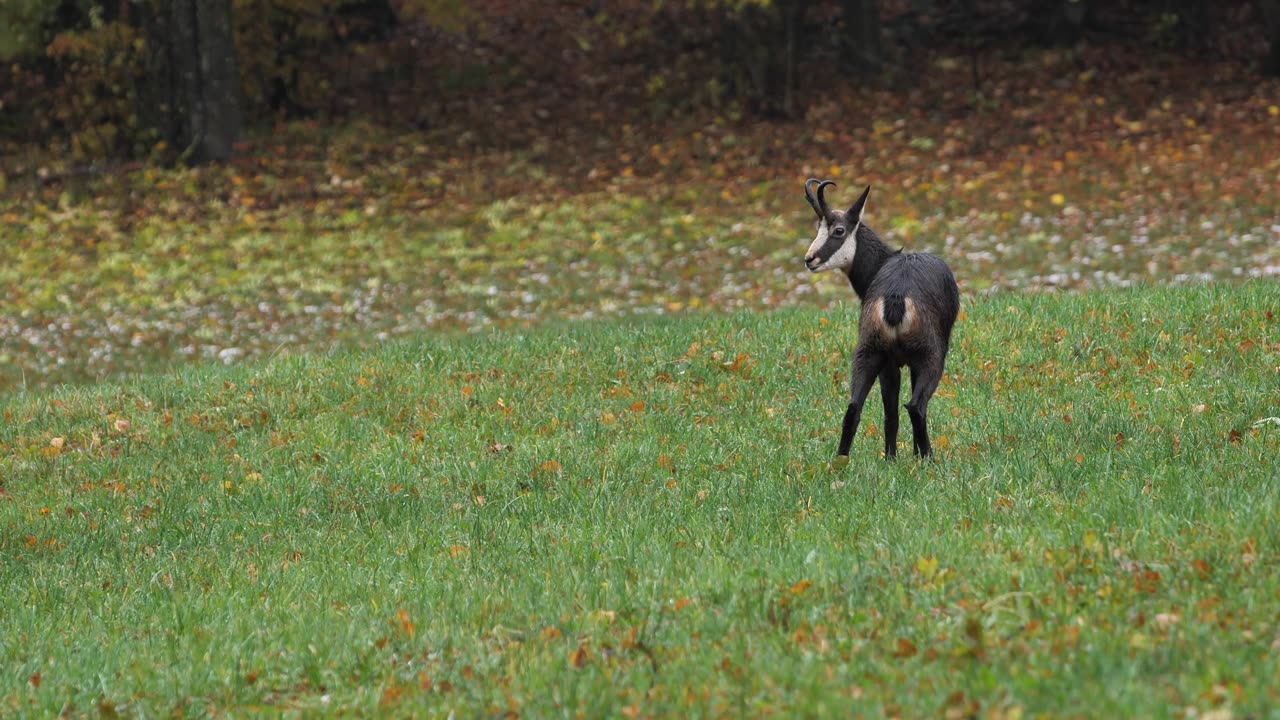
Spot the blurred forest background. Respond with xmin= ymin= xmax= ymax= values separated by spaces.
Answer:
xmin=2 ymin=0 xmax=1279 ymax=164
xmin=1 ymin=0 xmax=1279 ymax=389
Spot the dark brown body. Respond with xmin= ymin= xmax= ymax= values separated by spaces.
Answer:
xmin=840 ymin=248 xmax=959 ymax=458
xmin=802 ymin=180 xmax=960 ymax=459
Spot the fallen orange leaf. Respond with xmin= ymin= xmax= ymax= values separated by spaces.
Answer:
xmin=396 ymin=609 xmax=416 ymax=639
xmin=895 ymin=637 xmax=918 ymax=658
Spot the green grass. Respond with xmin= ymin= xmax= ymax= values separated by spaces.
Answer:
xmin=2 ymin=282 xmax=1278 ymax=717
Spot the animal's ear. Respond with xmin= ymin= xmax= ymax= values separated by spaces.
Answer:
xmin=847 ymin=185 xmax=871 ymax=226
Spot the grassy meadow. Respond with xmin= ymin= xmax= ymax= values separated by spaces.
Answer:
xmin=2 ymin=282 xmax=1278 ymax=717
xmin=4 ymin=42 xmax=1280 ymax=718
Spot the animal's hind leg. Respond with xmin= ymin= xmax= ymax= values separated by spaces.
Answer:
xmin=837 ymin=349 xmax=886 ymax=457
xmin=879 ymin=366 xmax=901 ymax=459
xmin=906 ymin=356 xmax=945 ymax=458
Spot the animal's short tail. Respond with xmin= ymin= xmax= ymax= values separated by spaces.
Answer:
xmin=883 ymin=294 xmax=907 ymax=326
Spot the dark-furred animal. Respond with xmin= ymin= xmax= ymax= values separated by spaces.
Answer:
xmin=803 ymin=179 xmax=960 ymax=459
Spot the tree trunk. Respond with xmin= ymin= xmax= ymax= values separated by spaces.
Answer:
xmin=842 ymin=0 xmax=882 ymax=76
xmin=781 ymin=0 xmax=811 ymax=117
xmin=1174 ymin=0 xmax=1212 ymax=53
xmin=194 ymin=0 xmax=242 ymax=162
xmin=1263 ymin=0 xmax=1280 ymax=75
xmin=139 ymin=0 xmax=242 ymax=164
xmin=1037 ymin=0 xmax=1089 ymax=47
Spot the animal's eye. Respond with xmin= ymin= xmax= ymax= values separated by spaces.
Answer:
xmin=833 ymin=226 xmax=846 ymax=236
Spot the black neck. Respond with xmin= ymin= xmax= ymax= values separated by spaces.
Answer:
xmin=845 ymin=224 xmax=898 ymax=300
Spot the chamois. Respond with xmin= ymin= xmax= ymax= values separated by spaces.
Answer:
xmin=803 ymin=179 xmax=960 ymax=460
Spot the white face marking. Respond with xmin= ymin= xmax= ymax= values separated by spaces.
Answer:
xmin=805 ymin=220 xmax=829 ymax=263
xmin=806 ymin=220 xmax=857 ymax=273
xmin=825 ymin=230 xmax=857 ymax=271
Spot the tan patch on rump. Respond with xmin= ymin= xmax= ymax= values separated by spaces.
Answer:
xmin=898 ymin=297 xmax=918 ymax=334
xmin=865 ymin=296 xmax=918 ymax=341
xmin=865 ymin=298 xmax=887 ymax=333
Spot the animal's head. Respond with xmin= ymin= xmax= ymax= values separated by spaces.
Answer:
xmin=803 ymin=179 xmax=870 ymax=273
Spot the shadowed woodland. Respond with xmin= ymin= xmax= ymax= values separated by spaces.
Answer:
xmin=4 ymin=1 xmax=1280 ymax=165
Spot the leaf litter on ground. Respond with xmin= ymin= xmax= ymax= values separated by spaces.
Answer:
xmin=1 ymin=45 xmax=1278 ymax=389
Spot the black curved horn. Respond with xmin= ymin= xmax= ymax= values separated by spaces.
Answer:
xmin=804 ymin=178 xmax=824 ymax=217
xmin=815 ymin=180 xmax=837 ymax=216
